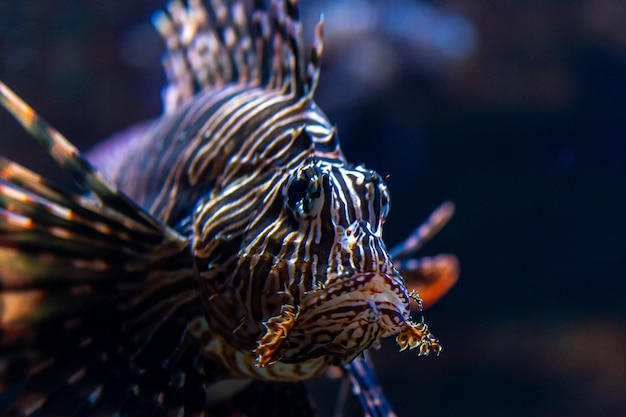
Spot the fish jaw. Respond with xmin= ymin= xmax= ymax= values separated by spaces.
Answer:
xmin=254 ymin=271 xmax=432 ymax=369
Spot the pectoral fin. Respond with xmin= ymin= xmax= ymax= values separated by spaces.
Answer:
xmin=398 ymin=254 xmax=460 ymax=310
xmin=0 ymin=80 xmax=210 ymax=416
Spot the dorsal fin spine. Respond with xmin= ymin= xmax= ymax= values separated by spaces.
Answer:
xmin=155 ymin=0 xmax=324 ymax=113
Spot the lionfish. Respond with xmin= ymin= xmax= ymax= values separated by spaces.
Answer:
xmin=0 ymin=0 xmax=459 ymax=415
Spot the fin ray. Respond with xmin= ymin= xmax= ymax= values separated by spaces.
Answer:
xmin=154 ymin=0 xmax=323 ymax=113
xmin=0 ymin=81 xmax=180 ymax=242
xmin=0 ymin=81 xmax=207 ymax=415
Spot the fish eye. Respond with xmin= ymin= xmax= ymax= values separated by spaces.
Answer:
xmin=284 ymin=167 xmax=324 ymax=220
xmin=287 ymin=178 xmax=309 ymax=210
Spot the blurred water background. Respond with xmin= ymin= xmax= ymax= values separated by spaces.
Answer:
xmin=1 ymin=0 xmax=625 ymax=416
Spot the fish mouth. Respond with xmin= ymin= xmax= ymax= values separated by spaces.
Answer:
xmin=254 ymin=271 xmax=440 ymax=369
xmin=302 ymin=272 xmax=413 ymax=336
xmin=259 ymin=271 xmax=413 ymax=367
xmin=294 ymin=271 xmax=441 ymax=361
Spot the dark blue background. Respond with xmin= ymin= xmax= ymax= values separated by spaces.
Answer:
xmin=1 ymin=1 xmax=625 ymax=416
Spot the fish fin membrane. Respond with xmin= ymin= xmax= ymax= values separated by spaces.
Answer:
xmin=389 ymin=201 xmax=459 ymax=310
xmin=153 ymin=0 xmax=324 ymax=113
xmin=396 ymin=254 xmax=460 ymax=311
xmin=0 ymin=82 xmax=221 ymax=415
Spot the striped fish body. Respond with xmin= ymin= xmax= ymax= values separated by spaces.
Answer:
xmin=100 ymin=72 xmax=422 ymax=382
xmin=0 ymin=0 xmax=459 ymax=415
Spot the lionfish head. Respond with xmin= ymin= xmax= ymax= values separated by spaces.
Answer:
xmin=240 ymin=152 xmax=439 ymax=372
xmin=275 ymin=158 xmax=413 ymax=365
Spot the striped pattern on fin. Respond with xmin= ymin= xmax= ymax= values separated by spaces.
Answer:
xmin=389 ymin=201 xmax=455 ymax=260
xmin=0 ymin=82 xmax=224 ymax=415
xmin=0 ymin=81 xmax=181 ymax=244
xmin=389 ymin=201 xmax=459 ymax=310
xmin=153 ymin=0 xmax=324 ymax=113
